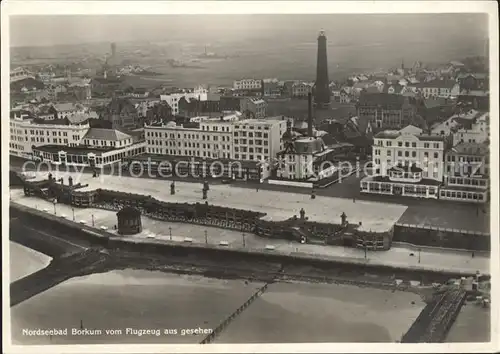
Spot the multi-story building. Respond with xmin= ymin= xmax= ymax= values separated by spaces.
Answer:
xmin=32 ymin=128 xmax=146 ymax=168
xmin=240 ymin=97 xmax=267 ymax=119
xmin=145 ymin=120 xmax=234 ymax=159
xmin=178 ymin=96 xmax=221 ymax=118
xmin=415 ymin=79 xmax=460 ymax=99
xmin=9 ymin=111 xmax=90 ymax=158
xmin=159 ymin=86 xmax=208 ymax=115
xmin=233 ymin=79 xmax=262 ymax=91
xmin=232 ymin=118 xmax=287 ymax=164
xmin=360 ymin=127 xmax=445 ymax=199
xmin=440 ymin=142 xmax=489 ymax=203
xmin=456 ymin=73 xmax=489 ymax=91
xmin=452 ymin=112 xmax=489 ymax=145
xmin=262 ymin=78 xmax=281 ymax=97
xmin=10 ymin=67 xmax=35 ymax=83
xmin=291 ymin=82 xmax=313 ymax=98
xmin=102 ymin=98 xmax=140 ymax=130
xmin=144 ymin=117 xmax=288 ymax=166
xmin=134 ymin=99 xmax=161 ymax=118
xmin=220 ymin=96 xmax=242 ymax=112
xmin=37 ymin=71 xmax=56 ymax=83
xmin=276 ymin=120 xmax=346 ymax=181
xmin=68 ymin=83 xmax=92 ymax=101
xmin=356 ymin=93 xmax=416 ymax=130
xmin=53 ymin=103 xmax=86 ymax=119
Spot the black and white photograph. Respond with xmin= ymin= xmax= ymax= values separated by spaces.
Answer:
xmin=2 ymin=1 xmax=498 ymax=353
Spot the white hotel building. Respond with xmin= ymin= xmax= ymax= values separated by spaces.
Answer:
xmin=144 ymin=117 xmax=288 ymax=178
xmin=9 ymin=112 xmax=90 ymax=158
xmin=9 ymin=111 xmax=145 ymax=168
xmin=360 ymin=126 xmax=445 ymax=199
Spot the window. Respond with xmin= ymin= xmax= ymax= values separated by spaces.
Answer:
xmin=398 ymin=151 xmax=402 ymax=157
xmin=411 ymin=142 xmax=416 ymax=148
xmin=405 ymin=151 xmax=409 ymax=157
xmin=387 ymin=151 xmax=391 ymax=156
xmin=434 ymin=152 xmax=439 ymax=158
xmin=412 ymin=152 xmax=416 ymax=158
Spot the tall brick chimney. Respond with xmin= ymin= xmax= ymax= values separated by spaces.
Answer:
xmin=307 ymin=92 xmax=313 ymax=137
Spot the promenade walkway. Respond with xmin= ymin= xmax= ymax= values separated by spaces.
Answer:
xmin=31 ymin=171 xmax=407 ymax=233
xmin=10 ymin=189 xmax=489 ymax=275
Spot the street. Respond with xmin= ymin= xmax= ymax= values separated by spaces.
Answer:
xmin=10 ymin=157 xmax=490 ymax=233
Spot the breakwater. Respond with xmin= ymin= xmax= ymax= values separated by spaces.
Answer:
xmin=10 ymin=249 xmax=108 ymax=307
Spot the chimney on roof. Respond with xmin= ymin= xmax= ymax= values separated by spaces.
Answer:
xmin=307 ymin=92 xmax=313 ymax=137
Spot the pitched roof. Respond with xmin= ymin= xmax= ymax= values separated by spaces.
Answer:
xmin=386 ymin=84 xmax=404 ymax=94
xmin=67 ymin=112 xmax=99 ymax=125
xmin=83 ymin=128 xmax=132 ymax=141
xmin=54 ymin=102 xmax=83 ymax=112
xmin=417 ymin=79 xmax=457 ymax=89
xmin=375 ymin=130 xmax=443 ymax=141
xmin=10 ymin=77 xmax=45 ymax=91
xmin=107 ymin=98 xmax=136 ymax=114
xmin=365 ymin=86 xmax=381 ymax=94
xmin=456 ymin=72 xmax=488 ymax=80
xmin=357 ymin=93 xmax=406 ymax=108
xmin=451 ymin=142 xmax=489 ymax=156
xmin=423 ymin=98 xmax=449 ymax=109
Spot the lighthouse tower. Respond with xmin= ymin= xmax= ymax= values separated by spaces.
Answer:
xmin=314 ymin=30 xmax=330 ymax=109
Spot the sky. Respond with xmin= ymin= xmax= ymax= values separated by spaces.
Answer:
xmin=10 ymin=14 xmax=489 ymax=48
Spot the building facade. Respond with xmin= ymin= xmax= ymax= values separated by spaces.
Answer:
xmin=53 ymin=103 xmax=86 ymax=119
xmin=159 ymin=86 xmax=208 ymax=115
xmin=103 ymin=98 xmax=140 ymax=130
xmin=416 ymin=79 xmax=460 ymax=99
xmin=452 ymin=112 xmax=489 ymax=145
xmin=360 ymin=128 xmax=445 ymax=199
xmin=145 ymin=120 xmax=234 ymax=159
xmin=440 ymin=142 xmax=489 ymax=203
xmin=144 ymin=117 xmax=287 ymax=166
xmin=9 ymin=112 xmax=90 ymax=158
xmin=233 ymin=79 xmax=262 ymax=90
xmin=357 ymin=93 xmax=416 ymax=130
xmin=240 ymin=97 xmax=267 ymax=119
xmin=31 ymin=127 xmax=146 ymax=168
xmin=292 ymin=82 xmax=313 ymax=98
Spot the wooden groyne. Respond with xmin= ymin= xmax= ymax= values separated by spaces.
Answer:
xmin=200 ymin=283 xmax=270 ymax=344
xmin=401 ymin=289 xmax=467 ymax=343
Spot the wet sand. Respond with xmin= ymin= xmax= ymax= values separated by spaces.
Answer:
xmin=217 ymin=282 xmax=425 ymax=343
xmin=446 ymin=302 xmax=491 ymax=343
xmin=9 ymin=241 xmax=52 ymax=282
xmin=11 ymin=270 xmax=264 ymax=345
